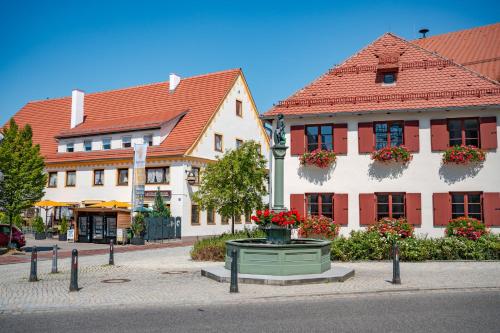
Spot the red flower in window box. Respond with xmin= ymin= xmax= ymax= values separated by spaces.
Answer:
xmin=299 ymin=149 xmax=336 ymax=168
xmin=445 ymin=217 xmax=488 ymax=240
xmin=251 ymin=209 xmax=302 ymax=228
xmin=371 ymin=146 xmax=412 ymax=164
xmin=298 ymin=215 xmax=339 ymax=239
xmin=442 ymin=145 xmax=486 ymax=165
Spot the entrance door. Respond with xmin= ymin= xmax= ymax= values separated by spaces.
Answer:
xmin=78 ymin=216 xmax=90 ymax=242
xmin=92 ymin=216 xmax=104 ymax=242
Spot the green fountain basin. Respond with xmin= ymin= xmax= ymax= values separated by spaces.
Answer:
xmin=225 ymin=238 xmax=332 ymax=276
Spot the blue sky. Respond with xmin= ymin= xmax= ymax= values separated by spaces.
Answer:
xmin=0 ymin=0 xmax=498 ymax=124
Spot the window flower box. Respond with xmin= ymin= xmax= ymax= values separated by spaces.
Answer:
xmin=299 ymin=149 xmax=336 ymax=168
xmin=371 ymin=146 xmax=412 ymax=164
xmin=442 ymin=145 xmax=486 ymax=165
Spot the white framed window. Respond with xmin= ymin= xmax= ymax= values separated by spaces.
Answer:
xmin=122 ymin=136 xmax=132 ymax=148
xmin=143 ymin=134 xmax=153 ymax=146
xmin=84 ymin=140 xmax=92 ymax=151
xmin=102 ymin=138 xmax=111 ymax=150
xmin=66 ymin=142 xmax=74 ymax=153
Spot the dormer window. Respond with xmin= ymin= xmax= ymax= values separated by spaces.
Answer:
xmin=383 ymin=72 xmax=396 ymax=85
xmin=122 ymin=136 xmax=132 ymax=148
xmin=144 ymin=134 xmax=153 ymax=147
xmin=84 ymin=140 xmax=92 ymax=151
xmin=66 ymin=142 xmax=74 ymax=153
xmin=102 ymin=138 xmax=111 ymax=150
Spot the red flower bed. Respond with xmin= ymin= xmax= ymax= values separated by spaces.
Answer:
xmin=442 ymin=145 xmax=486 ymax=164
xmin=251 ymin=209 xmax=302 ymax=228
xmin=371 ymin=146 xmax=412 ymax=164
xmin=298 ymin=215 xmax=339 ymax=239
xmin=299 ymin=149 xmax=336 ymax=168
xmin=445 ymin=217 xmax=488 ymax=240
xmin=367 ymin=217 xmax=414 ymax=240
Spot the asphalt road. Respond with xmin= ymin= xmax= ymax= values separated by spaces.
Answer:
xmin=1 ymin=290 xmax=499 ymax=332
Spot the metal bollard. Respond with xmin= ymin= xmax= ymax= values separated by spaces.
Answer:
xmin=230 ymin=249 xmax=239 ymax=293
xmin=69 ymin=249 xmax=79 ymax=292
xmin=51 ymin=244 xmax=58 ymax=274
xmin=109 ymin=239 xmax=114 ymax=266
xmin=392 ymin=241 xmax=401 ymax=284
xmin=29 ymin=246 xmax=38 ymax=282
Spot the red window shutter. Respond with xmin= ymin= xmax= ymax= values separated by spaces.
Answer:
xmin=359 ymin=193 xmax=376 ymax=225
xmin=333 ymin=193 xmax=348 ymax=225
xmin=358 ymin=122 xmax=374 ymax=153
xmin=483 ymin=192 xmax=500 ymax=226
xmin=333 ymin=123 xmax=348 ymax=154
xmin=290 ymin=125 xmax=305 ymax=155
xmin=430 ymin=119 xmax=449 ymax=151
xmin=290 ymin=194 xmax=305 ymax=218
xmin=433 ymin=193 xmax=451 ymax=226
xmin=480 ymin=117 xmax=497 ymax=150
xmin=405 ymin=193 xmax=421 ymax=225
xmin=404 ymin=120 xmax=420 ymax=152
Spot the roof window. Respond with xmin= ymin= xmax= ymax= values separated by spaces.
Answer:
xmin=383 ymin=72 xmax=396 ymax=85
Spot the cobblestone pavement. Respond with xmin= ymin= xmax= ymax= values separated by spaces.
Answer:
xmin=1 ymin=246 xmax=499 ymax=315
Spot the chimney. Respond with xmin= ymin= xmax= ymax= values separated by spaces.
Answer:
xmin=169 ymin=73 xmax=181 ymax=93
xmin=71 ymin=89 xmax=85 ymax=128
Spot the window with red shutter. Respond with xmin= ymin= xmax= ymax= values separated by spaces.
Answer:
xmin=290 ymin=194 xmax=305 ymax=217
xmin=306 ymin=193 xmax=333 ymax=219
xmin=374 ymin=122 xmax=404 ymax=150
xmin=359 ymin=193 xmax=376 ymax=225
xmin=376 ymin=193 xmax=405 ymax=219
xmin=333 ymin=193 xmax=348 ymax=225
xmin=406 ymin=193 xmax=421 ymax=225
xmin=290 ymin=125 xmax=305 ymax=155
xmin=358 ymin=122 xmax=374 ymax=153
xmin=333 ymin=123 xmax=348 ymax=154
xmin=404 ymin=120 xmax=420 ymax=152
xmin=480 ymin=117 xmax=497 ymax=150
xmin=430 ymin=119 xmax=449 ymax=151
xmin=433 ymin=193 xmax=451 ymax=226
xmin=483 ymin=192 xmax=500 ymax=226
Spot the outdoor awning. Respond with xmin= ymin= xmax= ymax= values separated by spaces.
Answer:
xmin=88 ymin=200 xmax=131 ymax=209
xmin=34 ymin=200 xmax=72 ymax=208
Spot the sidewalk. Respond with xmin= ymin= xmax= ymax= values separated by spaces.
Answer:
xmin=1 ymin=245 xmax=499 ymax=314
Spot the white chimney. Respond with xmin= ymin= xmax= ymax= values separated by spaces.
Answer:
xmin=71 ymin=89 xmax=85 ymax=128
xmin=169 ymin=73 xmax=181 ymax=93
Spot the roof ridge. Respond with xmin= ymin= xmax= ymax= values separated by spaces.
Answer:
xmin=410 ymin=22 xmax=500 ymax=42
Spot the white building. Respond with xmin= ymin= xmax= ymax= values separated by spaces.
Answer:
xmin=12 ymin=69 xmax=270 ymax=241
xmin=263 ymin=24 xmax=500 ymax=237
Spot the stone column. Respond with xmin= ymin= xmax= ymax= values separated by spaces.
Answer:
xmin=272 ymin=144 xmax=288 ymax=212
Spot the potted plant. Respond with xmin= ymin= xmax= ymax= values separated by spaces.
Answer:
xmin=131 ymin=213 xmax=145 ymax=245
xmin=299 ymin=149 xmax=336 ymax=168
xmin=58 ymin=216 xmax=68 ymax=241
xmin=251 ymin=209 xmax=302 ymax=244
xmin=32 ymin=216 xmax=46 ymax=240
xmin=442 ymin=145 xmax=486 ymax=164
xmin=371 ymin=146 xmax=412 ymax=164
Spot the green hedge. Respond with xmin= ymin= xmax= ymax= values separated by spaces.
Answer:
xmin=331 ymin=231 xmax=500 ymax=261
xmin=190 ymin=228 xmax=265 ymax=261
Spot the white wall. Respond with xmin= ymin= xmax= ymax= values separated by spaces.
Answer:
xmin=277 ymin=108 xmax=500 ymax=237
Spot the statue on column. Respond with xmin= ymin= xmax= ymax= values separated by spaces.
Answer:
xmin=274 ymin=114 xmax=286 ymax=146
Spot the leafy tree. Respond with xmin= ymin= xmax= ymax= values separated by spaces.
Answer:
xmin=0 ymin=119 xmax=46 ymax=247
xmin=150 ymin=187 xmax=171 ymax=218
xmin=193 ymin=141 xmax=267 ymax=234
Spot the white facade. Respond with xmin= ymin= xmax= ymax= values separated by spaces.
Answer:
xmin=274 ymin=107 xmax=500 ymax=237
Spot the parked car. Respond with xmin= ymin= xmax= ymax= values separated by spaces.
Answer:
xmin=0 ymin=224 xmax=26 ymax=249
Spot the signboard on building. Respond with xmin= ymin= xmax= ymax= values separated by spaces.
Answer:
xmin=144 ymin=190 xmax=172 ymax=200
xmin=132 ymin=143 xmax=148 ymax=211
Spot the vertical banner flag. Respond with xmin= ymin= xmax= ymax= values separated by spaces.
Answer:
xmin=132 ymin=143 xmax=148 ymax=211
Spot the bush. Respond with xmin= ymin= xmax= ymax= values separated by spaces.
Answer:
xmin=298 ymin=215 xmax=339 ymax=239
xmin=445 ymin=217 xmax=488 ymax=240
xmin=190 ymin=228 xmax=265 ymax=261
xmin=367 ymin=217 xmax=414 ymax=240
xmin=59 ymin=216 xmax=69 ymax=234
xmin=32 ymin=216 xmax=45 ymax=233
xmin=131 ymin=213 xmax=145 ymax=237
xmin=331 ymin=230 xmax=500 ymax=261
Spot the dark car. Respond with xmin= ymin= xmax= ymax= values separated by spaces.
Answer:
xmin=0 ymin=224 xmax=26 ymax=248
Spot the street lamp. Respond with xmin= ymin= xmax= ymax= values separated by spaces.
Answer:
xmin=0 ymin=133 xmax=4 ymax=182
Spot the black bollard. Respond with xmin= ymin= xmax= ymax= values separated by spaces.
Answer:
xmin=69 ymin=249 xmax=79 ymax=292
xmin=51 ymin=244 xmax=58 ymax=274
xmin=109 ymin=239 xmax=114 ymax=266
xmin=392 ymin=241 xmax=401 ymax=284
xmin=230 ymin=249 xmax=239 ymax=293
xmin=29 ymin=246 xmax=38 ymax=282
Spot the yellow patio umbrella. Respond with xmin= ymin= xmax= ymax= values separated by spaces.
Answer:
xmin=34 ymin=201 xmax=72 ymax=229
xmin=88 ymin=200 xmax=131 ymax=209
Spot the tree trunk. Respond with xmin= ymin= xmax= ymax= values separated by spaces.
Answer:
xmin=8 ymin=212 xmax=14 ymax=249
xmin=231 ymin=214 xmax=235 ymax=235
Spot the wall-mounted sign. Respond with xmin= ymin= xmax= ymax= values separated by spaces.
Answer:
xmin=132 ymin=143 xmax=148 ymax=211
xmin=144 ymin=190 xmax=171 ymax=200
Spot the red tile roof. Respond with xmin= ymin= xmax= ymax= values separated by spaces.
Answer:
xmin=10 ymin=69 xmax=241 ymax=163
xmin=412 ymin=23 xmax=500 ymax=82
xmin=264 ymin=32 xmax=500 ymax=118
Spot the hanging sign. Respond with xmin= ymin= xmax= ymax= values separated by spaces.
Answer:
xmin=132 ymin=143 xmax=148 ymax=211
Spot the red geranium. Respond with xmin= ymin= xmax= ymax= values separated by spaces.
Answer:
xmin=442 ymin=145 xmax=486 ymax=165
xmin=251 ymin=209 xmax=302 ymax=228
xmin=298 ymin=215 xmax=339 ymax=239
xmin=300 ymin=149 xmax=336 ymax=168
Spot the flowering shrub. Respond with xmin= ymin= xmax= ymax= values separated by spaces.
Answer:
xmin=300 ymin=149 xmax=336 ymax=168
xmin=442 ymin=145 xmax=486 ymax=164
xmin=367 ymin=217 xmax=414 ymax=241
xmin=371 ymin=146 xmax=412 ymax=164
xmin=445 ymin=217 xmax=488 ymax=240
xmin=298 ymin=215 xmax=339 ymax=239
xmin=251 ymin=209 xmax=302 ymax=228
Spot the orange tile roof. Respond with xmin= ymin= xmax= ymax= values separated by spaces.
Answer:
xmin=413 ymin=23 xmax=500 ymax=82
xmin=263 ymin=32 xmax=500 ymax=118
xmin=10 ymin=69 xmax=241 ymax=163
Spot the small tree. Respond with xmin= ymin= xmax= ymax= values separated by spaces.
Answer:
xmin=0 ymin=119 xmax=46 ymax=247
xmin=193 ymin=141 xmax=267 ymax=234
xmin=150 ymin=187 xmax=171 ymax=218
